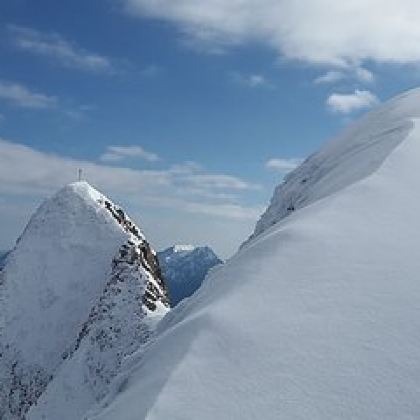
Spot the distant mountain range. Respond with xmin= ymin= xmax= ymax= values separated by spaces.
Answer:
xmin=158 ymin=245 xmax=222 ymax=306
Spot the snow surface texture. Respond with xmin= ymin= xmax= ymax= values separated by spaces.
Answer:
xmin=158 ymin=245 xmax=222 ymax=306
xmin=0 ymin=181 xmax=169 ymax=419
xmin=89 ymin=88 xmax=420 ymax=420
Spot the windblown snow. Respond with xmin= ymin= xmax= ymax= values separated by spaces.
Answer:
xmin=0 ymin=181 xmax=169 ymax=419
xmin=87 ymin=88 xmax=420 ymax=420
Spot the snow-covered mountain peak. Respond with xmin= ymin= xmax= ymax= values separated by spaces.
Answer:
xmin=62 ymin=180 xmax=103 ymax=201
xmin=172 ymin=244 xmax=196 ymax=253
xmin=0 ymin=181 xmax=169 ymax=419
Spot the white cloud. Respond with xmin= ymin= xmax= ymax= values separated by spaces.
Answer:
xmin=355 ymin=67 xmax=374 ymax=83
xmin=0 ymin=81 xmax=57 ymax=109
xmin=229 ymin=71 xmax=274 ymax=88
xmin=121 ymin=1 xmax=420 ymax=67
xmin=8 ymin=25 xmax=113 ymax=73
xmin=326 ymin=89 xmax=379 ymax=114
xmin=181 ymin=173 xmax=261 ymax=191
xmin=230 ymin=72 xmax=273 ymax=88
xmin=314 ymin=67 xmax=374 ymax=85
xmin=142 ymin=195 xmax=263 ymax=221
xmin=99 ymin=145 xmax=160 ymax=163
xmin=247 ymin=74 xmax=268 ymax=88
xmin=0 ymin=138 xmax=261 ymax=221
xmin=314 ymin=71 xmax=346 ymax=85
xmin=265 ymin=158 xmax=303 ymax=172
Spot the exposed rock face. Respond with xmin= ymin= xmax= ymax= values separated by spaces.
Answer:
xmin=99 ymin=195 xmax=169 ymax=311
xmin=0 ymin=251 xmax=9 ymax=270
xmin=158 ymin=245 xmax=222 ymax=306
xmin=0 ymin=182 xmax=169 ymax=419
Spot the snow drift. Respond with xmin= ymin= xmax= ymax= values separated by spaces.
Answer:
xmin=89 ymin=88 xmax=420 ymax=420
xmin=0 ymin=181 xmax=169 ymax=419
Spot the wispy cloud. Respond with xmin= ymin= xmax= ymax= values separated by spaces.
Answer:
xmin=63 ymin=104 xmax=95 ymax=121
xmin=231 ymin=72 xmax=273 ymax=88
xmin=265 ymin=158 xmax=303 ymax=173
xmin=326 ymin=90 xmax=379 ymax=114
xmin=314 ymin=71 xmax=346 ymax=85
xmin=121 ymin=1 xmax=420 ymax=71
xmin=0 ymin=81 xmax=57 ymax=109
xmin=179 ymin=172 xmax=261 ymax=191
xmin=0 ymin=138 xmax=262 ymax=221
xmin=8 ymin=24 xmax=114 ymax=73
xmin=314 ymin=67 xmax=374 ymax=85
xmin=99 ymin=145 xmax=161 ymax=163
xmin=354 ymin=67 xmax=374 ymax=83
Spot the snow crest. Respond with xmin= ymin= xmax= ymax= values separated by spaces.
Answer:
xmin=247 ymin=88 xmax=420 ymax=243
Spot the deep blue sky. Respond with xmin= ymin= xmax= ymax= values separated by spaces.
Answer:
xmin=1 ymin=0 xmax=420 ymax=257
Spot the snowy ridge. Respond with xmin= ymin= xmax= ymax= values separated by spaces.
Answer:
xmin=158 ymin=245 xmax=222 ymax=306
xmin=246 ymin=88 xmax=420 ymax=243
xmin=89 ymin=88 xmax=420 ymax=420
xmin=0 ymin=181 xmax=169 ymax=419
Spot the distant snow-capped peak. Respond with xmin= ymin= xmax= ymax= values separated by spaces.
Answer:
xmin=172 ymin=244 xmax=196 ymax=253
xmin=158 ymin=245 xmax=222 ymax=306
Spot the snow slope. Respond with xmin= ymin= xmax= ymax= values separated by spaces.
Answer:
xmin=90 ymin=88 xmax=420 ymax=420
xmin=0 ymin=181 xmax=169 ymax=419
xmin=158 ymin=245 xmax=222 ymax=305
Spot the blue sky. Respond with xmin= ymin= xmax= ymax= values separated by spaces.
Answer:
xmin=1 ymin=1 xmax=420 ymax=257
